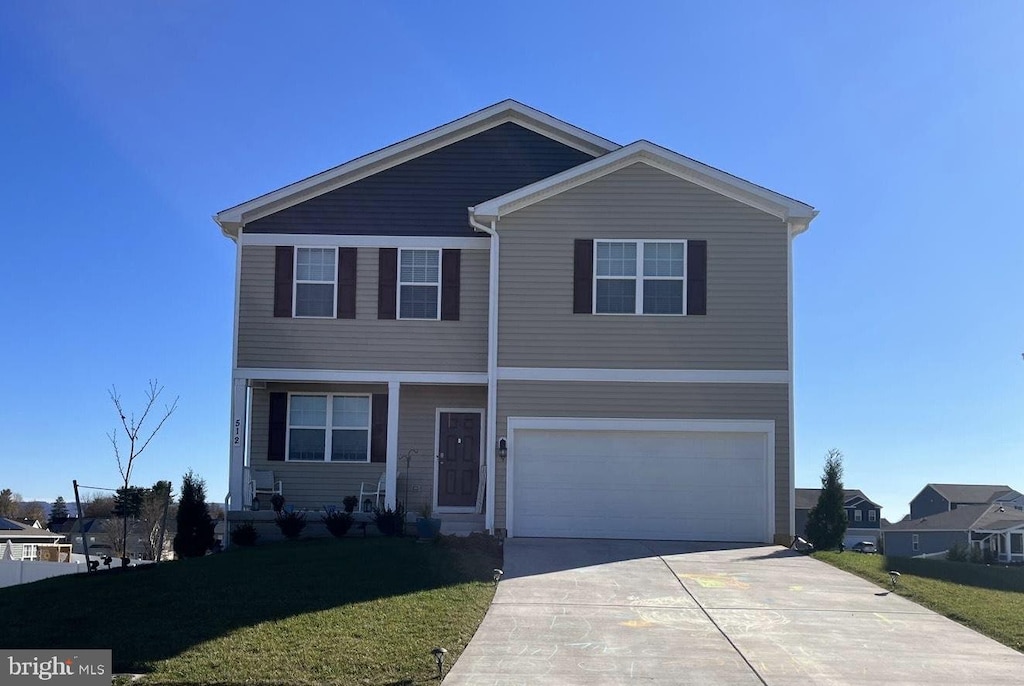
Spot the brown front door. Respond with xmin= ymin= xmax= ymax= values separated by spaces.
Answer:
xmin=437 ymin=412 xmax=481 ymax=508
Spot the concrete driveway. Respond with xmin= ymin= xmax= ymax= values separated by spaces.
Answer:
xmin=444 ymin=539 xmax=1024 ymax=684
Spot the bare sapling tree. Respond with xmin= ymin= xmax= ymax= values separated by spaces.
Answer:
xmin=108 ymin=380 xmax=179 ymax=563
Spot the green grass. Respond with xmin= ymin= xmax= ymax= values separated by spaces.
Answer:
xmin=815 ymin=551 xmax=1024 ymax=652
xmin=0 ymin=535 xmax=501 ymax=685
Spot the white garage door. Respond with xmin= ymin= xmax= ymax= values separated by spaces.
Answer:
xmin=509 ymin=421 xmax=773 ymax=542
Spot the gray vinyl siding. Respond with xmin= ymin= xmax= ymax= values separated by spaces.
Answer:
xmin=884 ymin=530 xmax=967 ymax=558
xmin=494 ymin=381 xmax=790 ymax=538
xmin=497 ymin=163 xmax=789 ymax=370
xmin=237 ymin=246 xmax=488 ymax=371
xmin=248 ymin=383 xmax=485 ymax=512
xmin=910 ymin=487 xmax=950 ymax=520
xmin=245 ymin=123 xmax=594 ymax=237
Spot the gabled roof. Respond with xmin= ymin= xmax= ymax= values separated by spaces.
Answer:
xmin=885 ymin=503 xmax=1024 ymax=532
xmin=214 ymin=100 xmax=620 ymax=239
xmin=470 ymin=140 xmax=817 ymax=235
xmin=918 ymin=484 xmax=1018 ymax=505
xmin=0 ymin=517 xmax=62 ymax=540
xmin=794 ymin=488 xmax=881 ymax=510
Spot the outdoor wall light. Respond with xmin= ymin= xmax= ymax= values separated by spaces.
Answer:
xmin=498 ymin=437 xmax=507 ymax=460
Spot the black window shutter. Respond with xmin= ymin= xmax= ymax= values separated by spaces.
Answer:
xmin=370 ymin=394 xmax=388 ymax=463
xmin=440 ymin=249 xmax=461 ymax=321
xmin=573 ymin=239 xmax=594 ymax=314
xmin=377 ymin=248 xmax=397 ymax=319
xmin=268 ymin=392 xmax=287 ymax=461
xmin=273 ymin=246 xmax=294 ymax=318
xmin=337 ymin=247 xmax=357 ymax=319
xmin=687 ymin=240 xmax=707 ymax=316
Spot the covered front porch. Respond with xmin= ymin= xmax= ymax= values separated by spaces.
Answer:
xmin=972 ymin=526 xmax=1024 ymax=564
xmin=226 ymin=371 xmax=492 ymax=536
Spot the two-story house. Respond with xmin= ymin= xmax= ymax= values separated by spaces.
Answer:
xmin=794 ymin=488 xmax=882 ymax=547
xmin=215 ymin=101 xmax=816 ymax=544
xmin=909 ymin=484 xmax=1023 ymax=520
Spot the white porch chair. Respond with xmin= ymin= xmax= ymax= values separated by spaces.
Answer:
xmin=359 ymin=471 xmax=399 ymax=511
xmin=249 ymin=470 xmax=282 ymax=510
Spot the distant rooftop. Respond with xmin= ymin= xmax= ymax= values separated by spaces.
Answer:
xmin=795 ymin=488 xmax=881 ymax=510
xmin=925 ymin=484 xmax=1018 ymax=504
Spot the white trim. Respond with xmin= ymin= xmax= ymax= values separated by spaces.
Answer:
xmin=214 ymin=100 xmax=618 ymax=238
xmin=397 ymin=248 xmax=441 ymax=321
xmin=433 ymin=408 xmax=485 ymax=514
xmin=472 ymin=141 xmax=817 ymax=233
xmin=592 ymin=239 xmax=687 ymax=316
xmin=228 ymin=378 xmax=248 ymax=510
xmin=384 ymin=382 xmax=400 ymax=510
xmin=504 ymin=417 xmax=776 ymax=543
xmin=497 ymin=367 xmax=790 ymax=384
xmin=284 ymin=392 xmax=372 ymax=463
xmin=241 ymin=234 xmax=491 ymax=250
xmin=483 ymin=222 xmax=499 ymax=532
xmin=233 ymin=368 xmax=488 ymax=385
xmin=787 ymin=222 xmax=796 ymax=540
xmin=293 ymin=246 xmax=338 ymax=319
xmin=232 ymin=227 xmax=243 ymax=369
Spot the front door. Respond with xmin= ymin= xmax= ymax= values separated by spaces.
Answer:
xmin=437 ymin=412 xmax=481 ymax=508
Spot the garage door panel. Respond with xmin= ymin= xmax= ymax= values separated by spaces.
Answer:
xmin=511 ymin=427 xmax=769 ymax=542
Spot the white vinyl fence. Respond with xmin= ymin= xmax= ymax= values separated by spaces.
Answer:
xmin=0 ymin=559 xmax=86 ymax=588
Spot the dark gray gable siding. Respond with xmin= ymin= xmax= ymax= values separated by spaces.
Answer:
xmin=910 ymin=486 xmax=949 ymax=520
xmin=884 ymin=530 xmax=966 ymax=558
xmin=246 ymin=123 xmax=595 ymax=237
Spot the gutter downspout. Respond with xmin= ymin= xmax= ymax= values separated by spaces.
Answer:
xmin=469 ymin=209 xmax=499 ymax=534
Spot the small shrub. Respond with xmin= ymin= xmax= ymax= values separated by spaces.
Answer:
xmin=322 ymin=508 xmax=354 ymax=538
xmin=947 ymin=541 xmax=969 ymax=562
xmin=275 ymin=511 xmax=307 ymax=539
xmin=270 ymin=494 xmax=285 ymax=513
xmin=230 ymin=521 xmax=259 ymax=546
xmin=969 ymin=545 xmax=985 ymax=564
xmin=373 ymin=503 xmax=406 ymax=537
xmin=342 ymin=496 xmax=359 ymax=514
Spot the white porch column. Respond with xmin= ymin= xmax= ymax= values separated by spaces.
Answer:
xmin=384 ymin=381 xmax=400 ymax=510
xmin=228 ymin=378 xmax=248 ymax=511
xmin=1004 ymin=532 xmax=1012 ymax=563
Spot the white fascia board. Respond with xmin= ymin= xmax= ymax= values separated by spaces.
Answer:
xmin=497 ymin=367 xmax=790 ymax=384
xmin=472 ymin=141 xmax=818 ymax=234
xmin=233 ymin=368 xmax=488 ymax=385
xmin=214 ymin=100 xmax=619 ymax=238
xmin=506 ymin=416 xmax=776 ymax=434
xmin=241 ymin=234 xmax=491 ymax=250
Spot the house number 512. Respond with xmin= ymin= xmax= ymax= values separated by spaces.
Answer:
xmin=233 ymin=419 xmax=241 ymax=446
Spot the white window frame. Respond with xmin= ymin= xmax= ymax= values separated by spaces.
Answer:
xmin=21 ymin=544 xmax=38 ymax=561
xmin=912 ymin=534 xmax=919 ymax=552
xmin=285 ymin=393 xmax=372 ymax=463
xmin=398 ymin=248 xmax=441 ymax=321
xmin=293 ymin=247 xmax=338 ymax=319
xmin=592 ymin=239 xmax=687 ymax=316
xmin=868 ymin=509 xmax=877 ymax=522
xmin=854 ymin=509 xmax=862 ymax=522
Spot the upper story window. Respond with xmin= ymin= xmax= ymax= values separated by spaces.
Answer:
xmin=594 ymin=240 xmax=685 ymax=315
xmin=287 ymin=394 xmax=371 ymax=462
xmin=295 ymin=248 xmax=336 ymax=317
xmin=398 ymin=249 xmax=440 ymax=320
xmin=868 ymin=509 xmax=877 ymax=522
xmin=854 ymin=509 xmax=863 ymax=522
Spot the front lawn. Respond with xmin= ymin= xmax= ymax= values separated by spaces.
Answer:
xmin=815 ymin=551 xmax=1024 ymax=652
xmin=0 ymin=536 xmax=501 ymax=685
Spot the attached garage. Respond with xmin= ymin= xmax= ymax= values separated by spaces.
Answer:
xmin=506 ymin=418 xmax=775 ymax=543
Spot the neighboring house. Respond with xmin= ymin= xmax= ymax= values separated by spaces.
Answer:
xmin=909 ymin=483 xmax=1022 ymax=520
xmin=215 ymin=100 xmax=817 ymax=544
xmin=54 ymin=518 xmax=169 ymax=559
xmin=884 ymin=504 xmax=1024 ymax=562
xmin=0 ymin=517 xmax=63 ymax=560
xmin=794 ymin=488 xmax=882 ymax=547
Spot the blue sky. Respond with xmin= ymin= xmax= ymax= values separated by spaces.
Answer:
xmin=1 ymin=2 xmax=1021 ymax=520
